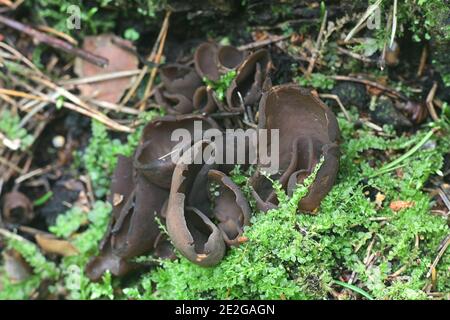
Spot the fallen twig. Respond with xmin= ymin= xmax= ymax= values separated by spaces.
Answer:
xmin=238 ymin=34 xmax=291 ymax=51
xmin=337 ymin=46 xmax=375 ymax=64
xmin=0 ymin=88 xmax=47 ymax=101
xmin=427 ymin=235 xmax=450 ymax=278
xmin=437 ymin=188 xmax=450 ymax=212
xmin=0 ymin=14 xmax=108 ymax=67
xmin=138 ymin=10 xmax=171 ymax=111
xmin=426 ymin=82 xmax=439 ymax=121
xmin=0 ymin=41 xmax=43 ymax=75
xmin=306 ymin=10 xmax=327 ymax=76
xmin=120 ymin=12 xmax=169 ymax=107
xmin=417 ymin=46 xmax=427 ymax=77
xmin=318 ymin=93 xmax=352 ymax=122
xmin=59 ymin=69 xmax=141 ymax=86
xmin=330 ymin=75 xmax=408 ymax=101
xmin=30 ymin=75 xmax=133 ymax=132
xmin=36 ymin=25 xmax=78 ymax=45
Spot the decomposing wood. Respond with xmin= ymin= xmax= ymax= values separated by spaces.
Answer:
xmin=0 ymin=14 xmax=108 ymax=67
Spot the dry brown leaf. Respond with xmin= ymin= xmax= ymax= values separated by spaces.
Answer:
xmin=389 ymin=200 xmax=415 ymax=212
xmin=2 ymin=249 xmax=32 ymax=283
xmin=35 ymin=234 xmax=79 ymax=257
xmin=74 ymin=34 xmax=138 ymax=103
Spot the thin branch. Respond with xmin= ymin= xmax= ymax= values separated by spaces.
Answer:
xmin=389 ymin=0 xmax=398 ymax=48
xmin=238 ymin=34 xmax=291 ymax=51
xmin=59 ymin=69 xmax=141 ymax=86
xmin=138 ymin=10 xmax=171 ymax=111
xmin=426 ymin=82 xmax=439 ymax=121
xmin=30 ymin=75 xmax=133 ymax=132
xmin=306 ymin=10 xmax=327 ymax=76
xmin=120 ymin=13 xmax=167 ymax=106
xmin=427 ymin=235 xmax=450 ymax=278
xmin=319 ymin=93 xmax=352 ymax=122
xmin=0 ymin=14 xmax=108 ymax=67
xmin=330 ymin=75 xmax=408 ymax=101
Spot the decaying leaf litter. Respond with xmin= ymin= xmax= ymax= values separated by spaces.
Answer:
xmin=0 ymin=1 xmax=449 ymax=300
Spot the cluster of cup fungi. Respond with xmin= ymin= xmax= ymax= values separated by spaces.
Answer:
xmin=84 ymin=42 xmax=341 ymax=281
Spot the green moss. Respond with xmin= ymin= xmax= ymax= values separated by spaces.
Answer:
xmin=0 ymin=110 xmax=34 ymax=151
xmin=295 ymin=73 xmax=335 ymax=90
xmin=203 ymin=70 xmax=237 ymax=102
xmin=0 ymin=232 xmax=59 ymax=299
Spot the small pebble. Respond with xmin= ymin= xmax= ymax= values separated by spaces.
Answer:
xmin=52 ymin=135 xmax=65 ymax=148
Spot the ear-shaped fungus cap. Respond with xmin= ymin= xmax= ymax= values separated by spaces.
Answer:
xmin=133 ymin=114 xmax=219 ymax=189
xmin=217 ymin=45 xmax=245 ymax=71
xmin=110 ymin=173 xmax=168 ymax=259
xmin=154 ymin=87 xmax=194 ymax=115
xmin=85 ymin=156 xmax=171 ymax=281
xmin=193 ymin=86 xmax=218 ymax=114
xmin=251 ymin=84 xmax=340 ymax=212
xmin=159 ymin=63 xmax=202 ymax=98
xmin=194 ymin=42 xmax=220 ymax=81
xmin=226 ymin=49 xmax=270 ymax=111
xmin=194 ymin=43 xmax=245 ymax=82
xmin=85 ymin=156 xmax=137 ymax=281
xmin=166 ymin=141 xmax=226 ymax=266
xmin=2 ymin=191 xmax=34 ymax=225
xmin=207 ymin=169 xmax=251 ymax=246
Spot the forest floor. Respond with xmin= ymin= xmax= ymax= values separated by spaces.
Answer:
xmin=0 ymin=1 xmax=449 ymax=300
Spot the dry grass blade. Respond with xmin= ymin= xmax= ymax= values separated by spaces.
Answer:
xmin=60 ymin=69 xmax=141 ymax=86
xmin=344 ymin=0 xmax=383 ymax=42
xmin=121 ymin=11 xmax=171 ymax=106
xmin=0 ymin=0 xmax=13 ymax=7
xmin=138 ymin=10 xmax=171 ymax=111
xmin=306 ymin=10 xmax=327 ymax=76
xmin=30 ymin=75 xmax=133 ymax=132
xmin=426 ymin=82 xmax=439 ymax=121
xmin=389 ymin=0 xmax=397 ymax=48
xmin=0 ymin=41 xmax=43 ymax=75
xmin=0 ymin=14 xmax=108 ymax=67
xmin=37 ymin=25 xmax=78 ymax=45
xmin=237 ymin=34 xmax=291 ymax=51
xmin=0 ymin=155 xmax=24 ymax=173
xmin=319 ymin=93 xmax=351 ymax=122
xmin=427 ymin=235 xmax=450 ymax=278
xmin=0 ymin=88 xmax=48 ymax=101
